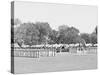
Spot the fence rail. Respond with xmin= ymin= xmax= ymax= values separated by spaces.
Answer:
xmin=11 ymin=47 xmax=97 ymax=58
xmin=11 ymin=48 xmax=56 ymax=58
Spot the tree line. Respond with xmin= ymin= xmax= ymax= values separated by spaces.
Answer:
xmin=11 ymin=19 xmax=97 ymax=47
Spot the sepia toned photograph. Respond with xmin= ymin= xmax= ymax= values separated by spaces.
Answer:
xmin=11 ymin=1 xmax=98 ymax=74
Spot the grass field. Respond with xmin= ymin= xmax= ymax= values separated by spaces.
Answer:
xmin=14 ymin=53 xmax=97 ymax=74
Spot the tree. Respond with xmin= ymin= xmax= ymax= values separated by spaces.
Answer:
xmin=89 ymin=26 xmax=98 ymax=45
xmin=48 ymin=30 xmax=59 ymax=44
xmin=74 ymin=36 xmax=86 ymax=47
xmin=35 ymin=22 xmax=52 ymax=44
xmin=80 ymin=33 xmax=90 ymax=44
xmin=14 ymin=22 xmax=40 ymax=47
xmin=14 ymin=21 xmax=53 ymax=47
xmin=90 ymin=33 xmax=97 ymax=44
xmin=57 ymin=25 xmax=79 ymax=44
xmin=94 ymin=26 xmax=97 ymax=35
xmin=23 ymin=23 xmax=40 ymax=46
xmin=11 ymin=18 xmax=22 ymax=45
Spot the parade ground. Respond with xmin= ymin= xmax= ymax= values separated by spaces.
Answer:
xmin=14 ymin=52 xmax=97 ymax=74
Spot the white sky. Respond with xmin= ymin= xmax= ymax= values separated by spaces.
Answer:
xmin=14 ymin=1 xmax=98 ymax=33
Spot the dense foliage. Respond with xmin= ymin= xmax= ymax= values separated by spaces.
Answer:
xmin=11 ymin=19 xmax=97 ymax=47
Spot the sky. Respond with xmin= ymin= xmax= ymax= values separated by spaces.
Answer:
xmin=14 ymin=1 xmax=98 ymax=33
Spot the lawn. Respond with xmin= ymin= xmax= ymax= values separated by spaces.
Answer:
xmin=14 ymin=53 xmax=97 ymax=74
